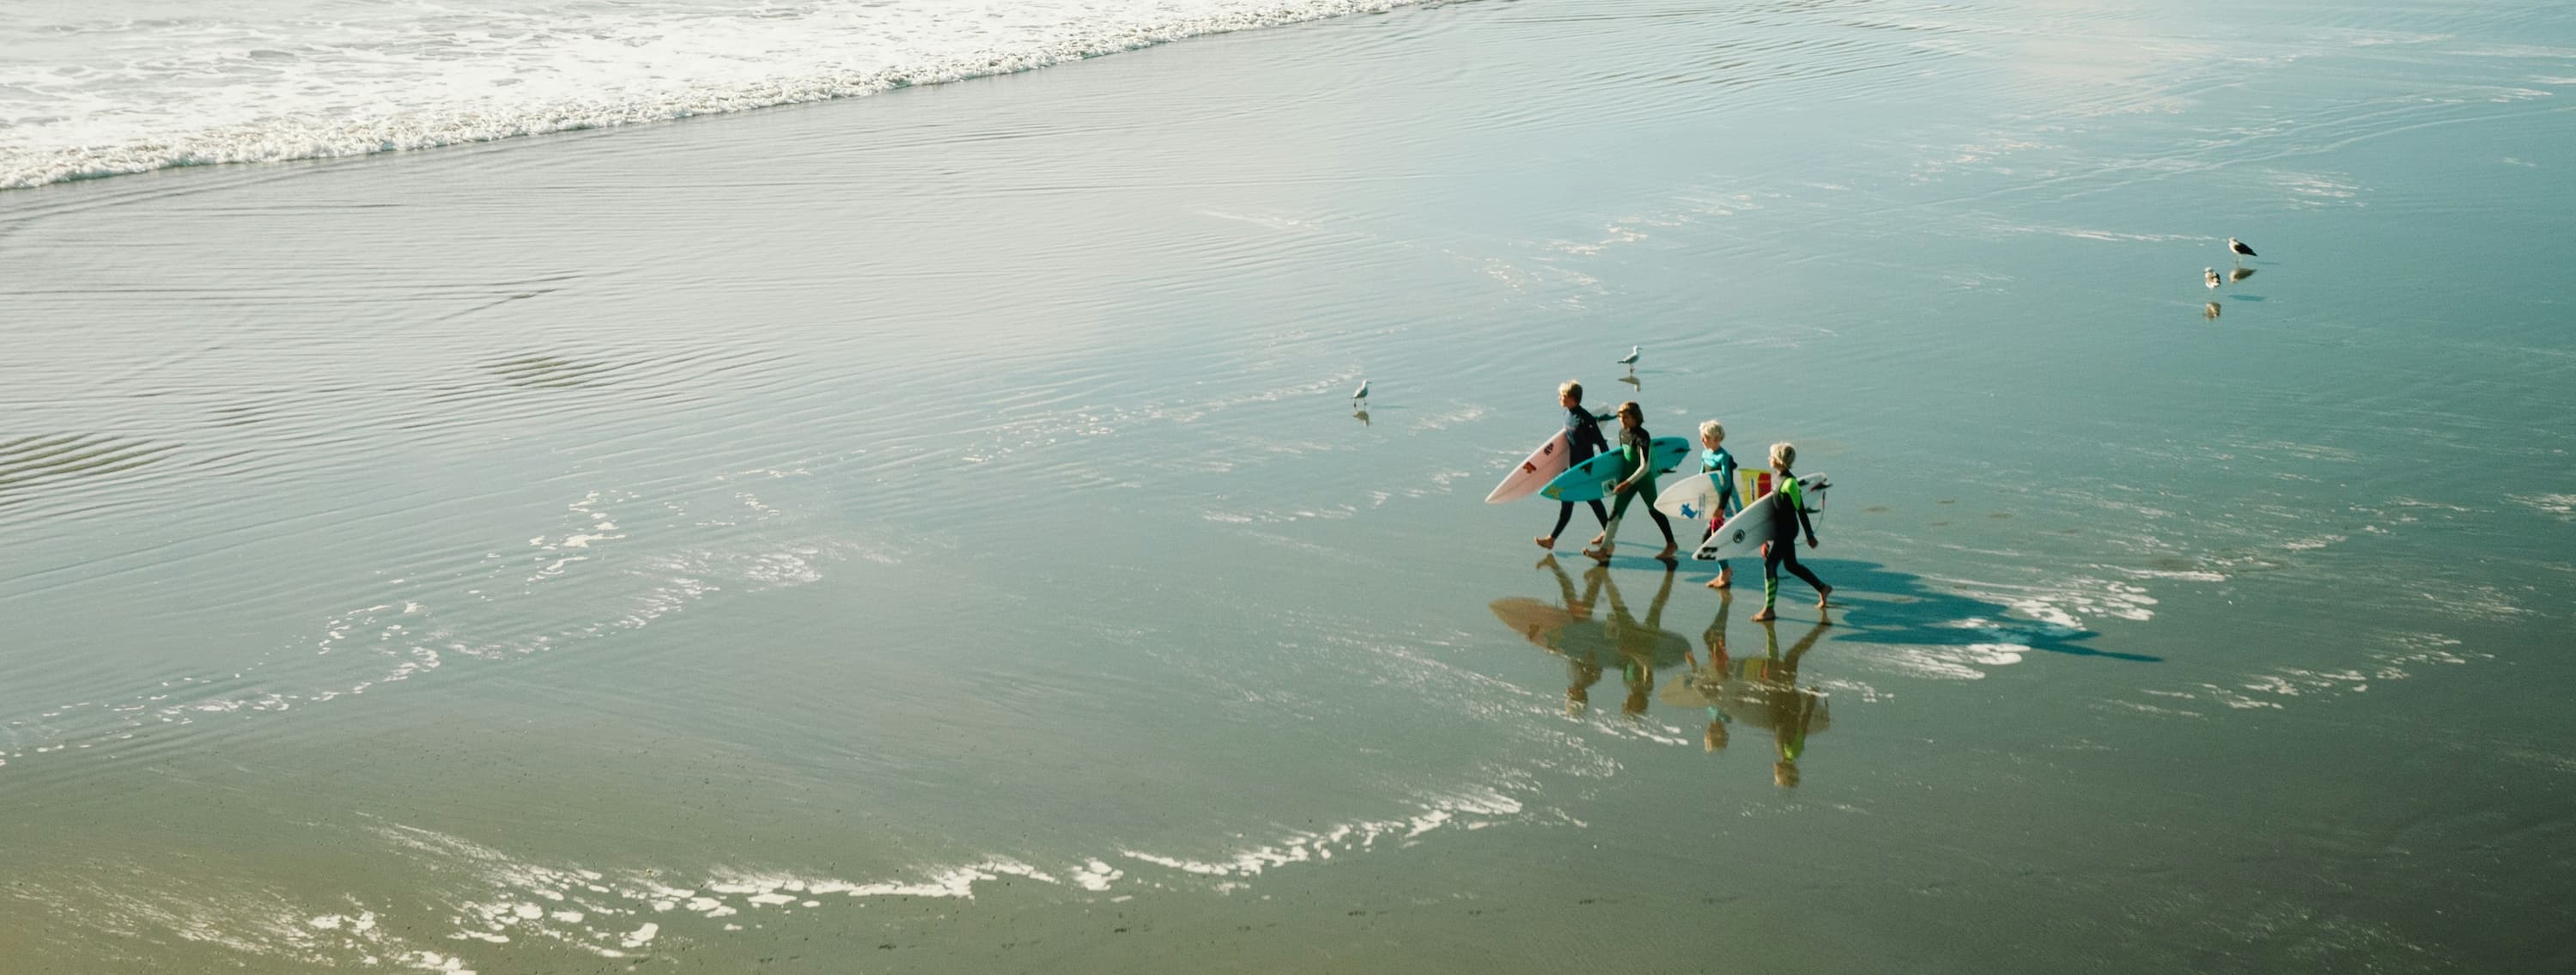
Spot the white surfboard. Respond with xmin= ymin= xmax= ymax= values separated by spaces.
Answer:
xmin=1653 ymin=470 xmax=1728 ymax=524
xmin=1485 ymin=430 xmax=1572 ymax=504
xmin=1662 ymin=468 xmax=1821 ymax=524
xmin=1692 ymin=474 xmax=1829 ymax=562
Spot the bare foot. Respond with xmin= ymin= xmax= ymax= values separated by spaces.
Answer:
xmin=1750 ymin=607 xmax=1777 ymax=622
xmin=1583 ymin=545 xmax=1613 ymax=564
xmin=1655 ymin=543 xmax=1678 ymax=563
xmin=1814 ymin=585 xmax=1833 ymax=608
xmin=1535 ymin=535 xmax=1556 ymax=549
xmin=1712 ymin=568 xmax=1733 ymax=589
xmin=1588 ymin=533 xmax=1604 ymax=547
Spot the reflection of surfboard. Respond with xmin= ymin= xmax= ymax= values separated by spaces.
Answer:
xmin=1538 ymin=437 xmax=1691 ymax=503
xmin=1727 ymin=685 xmax=1830 ymax=733
xmin=1610 ymin=624 xmax=1692 ymax=670
xmin=1490 ymin=598 xmax=1579 ymax=646
xmin=1655 ymin=665 xmax=1831 ymax=732
xmin=1492 ymin=599 xmax=1690 ymax=668
xmin=1656 ymin=668 xmax=1730 ymax=709
xmin=1485 ymin=431 xmax=1572 ymax=504
xmin=1726 ymin=656 xmax=1832 ymax=733
xmin=1691 ymin=473 xmax=1830 ymax=562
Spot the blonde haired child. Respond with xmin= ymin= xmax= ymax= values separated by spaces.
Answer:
xmin=1694 ymin=419 xmax=1740 ymax=589
xmin=1750 ymin=442 xmax=1832 ymax=622
xmin=1535 ymin=381 xmax=1614 ymax=551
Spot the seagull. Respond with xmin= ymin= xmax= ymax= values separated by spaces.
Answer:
xmin=2204 ymin=268 xmax=2222 ymax=289
xmin=2227 ymin=237 xmax=2257 ymax=261
xmin=1617 ymin=345 xmax=1640 ymax=369
xmin=1351 ymin=379 xmax=1370 ymax=407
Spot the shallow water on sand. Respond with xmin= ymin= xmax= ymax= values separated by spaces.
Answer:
xmin=3 ymin=0 xmax=2573 ymax=971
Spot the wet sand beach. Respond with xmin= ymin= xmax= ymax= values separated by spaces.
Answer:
xmin=4 ymin=0 xmax=2574 ymax=971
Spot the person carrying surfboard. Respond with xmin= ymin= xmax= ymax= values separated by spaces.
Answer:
xmin=1749 ymin=442 xmax=1832 ymax=622
xmin=1696 ymin=419 xmax=1741 ymax=590
xmin=1583 ymin=401 xmax=1680 ymax=564
xmin=1535 ymin=381 xmax=1614 ymax=551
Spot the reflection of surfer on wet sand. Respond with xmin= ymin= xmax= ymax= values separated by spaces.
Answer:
xmin=1492 ymin=557 xmax=1689 ymax=715
xmin=1753 ymin=619 xmax=1831 ymax=788
xmin=1676 ymin=591 xmax=1736 ymax=752
xmin=1601 ymin=563 xmax=1680 ymax=716
xmin=1662 ymin=613 xmax=1831 ymax=786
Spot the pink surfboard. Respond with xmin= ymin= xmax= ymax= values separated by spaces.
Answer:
xmin=1485 ymin=431 xmax=1572 ymax=503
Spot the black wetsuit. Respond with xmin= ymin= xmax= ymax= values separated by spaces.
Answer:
xmin=1547 ymin=405 xmax=1613 ymax=540
xmin=1762 ymin=475 xmax=1828 ymax=607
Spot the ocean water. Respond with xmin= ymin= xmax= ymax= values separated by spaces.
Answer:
xmin=4 ymin=0 xmax=2573 ymax=972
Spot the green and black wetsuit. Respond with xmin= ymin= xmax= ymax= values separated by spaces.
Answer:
xmin=1761 ymin=474 xmax=1828 ymax=608
xmin=1598 ymin=424 xmax=1676 ymax=551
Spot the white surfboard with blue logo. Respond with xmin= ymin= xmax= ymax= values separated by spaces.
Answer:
xmin=1653 ymin=470 xmax=1728 ymax=524
xmin=1691 ymin=473 xmax=1831 ymax=562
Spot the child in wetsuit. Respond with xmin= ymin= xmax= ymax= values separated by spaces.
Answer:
xmin=1535 ymin=381 xmax=1613 ymax=551
xmin=1750 ymin=442 xmax=1832 ymax=622
xmin=1695 ymin=419 xmax=1741 ymax=590
xmin=1584 ymin=401 xmax=1679 ymax=564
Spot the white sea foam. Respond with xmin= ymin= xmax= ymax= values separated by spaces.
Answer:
xmin=0 ymin=0 xmax=1425 ymax=191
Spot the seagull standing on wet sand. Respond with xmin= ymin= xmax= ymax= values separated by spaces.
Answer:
xmin=2227 ymin=237 xmax=2257 ymax=262
xmin=2204 ymin=268 xmax=2222 ymax=289
xmin=1351 ymin=379 xmax=1370 ymax=408
xmin=1618 ymin=345 xmax=1640 ymax=369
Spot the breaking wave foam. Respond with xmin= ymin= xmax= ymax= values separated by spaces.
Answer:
xmin=0 ymin=0 xmax=1425 ymax=192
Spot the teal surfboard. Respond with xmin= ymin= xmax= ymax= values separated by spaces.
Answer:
xmin=1538 ymin=436 xmax=1691 ymax=503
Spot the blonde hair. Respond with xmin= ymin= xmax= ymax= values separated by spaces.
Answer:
xmin=1698 ymin=420 xmax=1725 ymax=443
xmin=1769 ymin=442 xmax=1795 ymax=471
xmin=1558 ymin=380 xmax=1583 ymax=402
